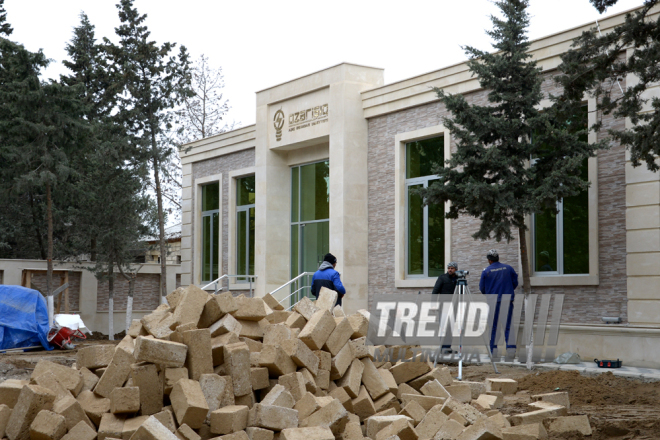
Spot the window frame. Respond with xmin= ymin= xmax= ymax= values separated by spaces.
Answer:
xmin=236 ymin=175 xmax=256 ymax=282
xmin=194 ymin=175 xmax=222 ymax=286
xmin=228 ymin=167 xmax=256 ymax=290
xmin=404 ymin=175 xmax=441 ymax=279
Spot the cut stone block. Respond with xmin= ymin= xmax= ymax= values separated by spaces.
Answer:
xmin=285 ymin=312 xmax=306 ymax=330
xmin=79 ymin=368 xmax=99 ymax=393
xmin=420 ymin=380 xmax=450 ymax=399
xmin=251 ymin=368 xmax=270 ymax=390
xmin=121 ymin=415 xmax=149 ymax=439
xmin=336 ymin=359 xmax=364 ymax=398
xmin=508 ymin=405 xmax=567 ymax=426
xmin=324 ymin=318 xmax=353 ymax=356
xmin=176 ymin=423 xmax=202 ymax=440
xmin=127 ymin=319 xmax=147 ymax=338
xmin=131 ymin=415 xmax=180 ymax=440
xmin=315 ymin=370 xmax=330 ymax=390
xmin=167 ymin=287 xmax=186 ymax=310
xmin=293 ymin=297 xmax=319 ymax=321
xmin=31 ymin=371 xmax=72 ymax=403
xmin=389 ymin=362 xmax=431 ymax=385
xmin=199 ymin=374 xmax=227 ymax=423
xmin=76 ymin=390 xmax=110 ymax=427
xmin=350 ymin=337 xmax=372 ymax=360
xmin=299 ymin=398 xmax=348 ymax=436
xmin=266 ymin=310 xmax=290 ymax=325
xmin=544 ymin=415 xmax=591 ymax=436
xmin=461 ymin=381 xmax=487 ymax=400
xmin=220 ymin=376 xmax=237 ymax=407
xmin=315 ymin=287 xmax=338 ymax=312
xmin=134 ymin=336 xmax=187 ymax=368
xmin=110 ymin=387 xmax=140 ymax=414
xmin=172 ymin=285 xmax=209 ymax=328
xmin=347 ymin=313 xmax=369 ymax=339
xmin=98 ymin=412 xmax=125 ymax=440
xmin=340 ymin=421 xmax=364 ymax=440
xmin=32 ymin=361 xmax=83 ymax=398
xmin=210 ymin=405 xmax=249 ymax=435
xmin=330 ymin=341 xmax=355 ymax=380
xmin=212 ymin=332 xmax=241 ymax=366
xmin=488 ymin=412 xmax=510 ymax=429
xmin=278 ymin=373 xmax=306 ymax=402
xmin=441 ymin=398 xmax=486 ymax=426
xmin=281 ymin=339 xmax=319 ymax=376
xmin=210 ymin=313 xmax=244 ymax=338
xmin=94 ymin=342 xmax=135 ymax=399
xmin=298 ymin=368 xmax=317 ymax=393
xmin=131 ymin=363 xmax=162 ymax=416
xmin=378 ymin=369 xmax=399 ymax=396
xmin=450 ymin=411 xmax=468 ymax=427
xmin=365 ymin=415 xmax=412 ymax=439
xmin=224 ymin=342 xmax=252 ymax=397
xmin=400 ymin=394 xmax=443 ymax=412
xmin=234 ymin=298 xmax=270 ymax=321
xmin=314 ymin=350 xmax=332 ymax=371
xmin=181 ymin=329 xmax=214 ymax=380
xmin=531 ymin=392 xmax=570 ymax=409
xmin=153 ymin=409 xmax=177 ymax=433
xmin=0 ymin=379 xmax=28 ymax=408
xmin=415 ymin=404 xmax=448 ymax=439
xmin=164 ymin=368 xmax=189 ymax=395
xmin=280 ymin=426 xmax=334 ymax=440
xmin=501 ymin=423 xmax=547 ymax=440
xmin=261 ymin=385 xmax=295 ymax=409
xmin=396 ymin=384 xmax=420 ymax=400
xmin=237 ymin=319 xmax=266 ymax=340
xmin=329 ymin=387 xmax=354 ymax=413
xmin=0 ymin=403 xmax=11 ymax=438
xmin=245 ymin=426 xmax=275 ymax=440
xmin=77 ymin=345 xmax=116 ymax=370
xmin=485 ymin=378 xmax=517 ymax=395
xmin=259 ymin=345 xmax=297 ymax=376
xmin=374 ymin=392 xmax=401 ymax=413
xmin=445 ymin=384 xmax=472 ymax=403
xmin=473 ymin=394 xmax=503 ymax=411
xmin=293 ymin=392 xmax=319 ymax=421
xmin=262 ymin=292 xmax=284 ymax=311
xmin=374 ymin=418 xmax=418 ymax=440
xmin=299 ymin=310 xmax=336 ymax=351
xmin=399 ymin=400 xmax=426 ymax=426
xmin=408 ymin=367 xmax=453 ymax=390
xmin=248 ymin=403 xmax=298 ymax=431
xmin=60 ymin=420 xmax=97 ymax=440
xmin=6 ymin=385 xmax=56 ymax=440
xmin=199 ymin=292 xmax=238 ymax=329
xmin=434 ymin=419 xmax=466 ymax=440
xmin=455 ymin=418 xmax=502 ymax=440
xmin=263 ymin=324 xmax=293 ymax=346
xmin=170 ymin=379 xmax=210 ymax=429
xmin=141 ymin=311 xmax=176 ymax=339
xmin=333 ymin=305 xmax=345 ymax=318
xmin=29 ymin=409 xmax=66 ymax=440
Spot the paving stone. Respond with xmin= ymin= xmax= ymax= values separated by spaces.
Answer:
xmin=98 ymin=412 xmax=125 ymax=440
xmin=501 ymin=423 xmax=547 ymax=440
xmin=260 ymin=385 xmax=295 ymax=409
xmin=280 ymin=426 xmax=334 ymax=440
xmin=329 ymin=387 xmax=354 ymax=413
xmin=285 ymin=312 xmax=306 ymax=330
xmin=245 ymin=426 xmax=275 ymax=440
xmin=248 ymin=403 xmax=298 ymax=431
xmin=76 ymin=389 xmax=110 ymax=427
xmin=420 ymin=380 xmax=450 ymax=399
xmin=543 ymin=415 xmax=591 ymax=436
xmin=259 ymin=345 xmax=297 ymax=376
xmin=210 ymin=313 xmax=243 ymax=338
xmin=131 ymin=415 xmax=180 ymax=440
xmin=366 ymin=415 xmax=412 ymax=439
xmin=176 ymin=423 xmax=202 ymax=440
xmin=210 ymin=405 xmax=249 ymax=435
xmin=324 ymin=318 xmax=353 ymax=356
xmin=110 ymin=387 xmax=140 ymax=414
xmin=131 ymin=363 xmax=162 ymax=416
xmin=299 ymin=398 xmax=348 ymax=436
xmin=389 ymin=362 xmax=431 ymax=385
xmin=433 ymin=419 xmax=465 ymax=440
xmin=77 ymin=345 xmax=116 ymax=370
xmin=485 ymin=378 xmax=517 ymax=395
xmin=60 ymin=420 xmax=98 ymax=440
xmin=29 ymin=409 xmax=66 ymax=440
xmin=234 ymin=298 xmax=270 ymax=321
xmin=212 ymin=332 xmax=241 ymax=366
xmin=6 ymin=384 xmax=56 ymax=440
xmin=121 ymin=415 xmax=149 ymax=439
xmin=374 ymin=418 xmax=418 ymax=440
xmin=531 ymin=392 xmax=570 ymax=410
xmin=172 ymin=285 xmax=209 ymax=328
xmin=293 ymin=297 xmax=319 ymax=321
xmin=32 ymin=360 xmax=84 ymax=398
xmin=237 ymin=319 xmax=266 ymax=340
xmin=281 ymin=339 xmax=319 ymax=376
xmin=170 ymin=379 xmax=210 ymax=429
xmin=330 ymin=341 xmax=355 ymax=380
xmin=336 ymin=359 xmax=364 ymax=398
xmin=315 ymin=288 xmax=338 ymax=312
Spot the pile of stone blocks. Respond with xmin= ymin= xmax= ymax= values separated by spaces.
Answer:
xmin=0 ymin=285 xmax=590 ymax=440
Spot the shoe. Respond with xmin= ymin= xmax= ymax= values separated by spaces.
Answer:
xmin=441 ymin=348 xmax=455 ymax=355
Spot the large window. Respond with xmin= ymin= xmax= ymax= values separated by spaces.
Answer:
xmin=405 ymin=137 xmax=445 ymax=278
xmin=532 ymin=106 xmax=590 ymax=275
xmin=201 ymin=183 xmax=219 ymax=282
xmin=236 ymin=176 xmax=255 ymax=281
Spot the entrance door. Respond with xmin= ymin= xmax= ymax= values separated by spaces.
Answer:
xmin=291 ymin=161 xmax=330 ymax=297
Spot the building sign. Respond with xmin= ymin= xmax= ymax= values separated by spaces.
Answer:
xmin=273 ymin=109 xmax=285 ymax=141
xmin=273 ymin=104 xmax=329 ymax=142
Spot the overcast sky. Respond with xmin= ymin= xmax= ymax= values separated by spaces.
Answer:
xmin=4 ymin=0 xmax=642 ymax=128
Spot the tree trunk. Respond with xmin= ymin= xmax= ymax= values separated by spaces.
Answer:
xmin=29 ymin=192 xmax=47 ymax=260
xmin=108 ymin=259 xmax=114 ymax=341
xmin=150 ymin=122 xmax=168 ymax=303
xmin=125 ymin=275 xmax=135 ymax=334
xmin=518 ymin=226 xmax=533 ymax=369
xmin=91 ymin=237 xmax=97 ymax=261
xmin=46 ymin=181 xmax=54 ymax=328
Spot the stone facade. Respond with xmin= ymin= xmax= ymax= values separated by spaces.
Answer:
xmin=96 ymin=273 xmax=161 ymax=312
xmin=29 ymin=271 xmax=82 ymax=312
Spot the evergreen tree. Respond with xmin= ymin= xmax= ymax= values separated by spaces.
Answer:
xmin=420 ymin=0 xmax=601 ymax=367
xmin=558 ymin=0 xmax=660 ymax=170
xmin=105 ymin=0 xmax=191 ymax=301
xmin=0 ymin=0 xmax=12 ymax=37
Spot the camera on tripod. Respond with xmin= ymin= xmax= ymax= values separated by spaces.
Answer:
xmin=456 ymin=270 xmax=469 ymax=278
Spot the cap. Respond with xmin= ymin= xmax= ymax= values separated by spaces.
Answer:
xmin=487 ymin=249 xmax=499 ymax=261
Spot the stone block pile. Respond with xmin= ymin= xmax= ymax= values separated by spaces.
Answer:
xmin=0 ymin=285 xmax=591 ymax=440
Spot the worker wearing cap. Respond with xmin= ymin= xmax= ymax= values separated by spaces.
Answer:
xmin=479 ymin=250 xmax=518 ymax=356
xmin=311 ymin=253 xmax=346 ymax=306
xmin=432 ymin=262 xmax=459 ymax=353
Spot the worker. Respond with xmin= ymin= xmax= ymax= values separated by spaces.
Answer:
xmin=311 ymin=253 xmax=346 ymax=306
xmin=432 ymin=262 xmax=459 ymax=353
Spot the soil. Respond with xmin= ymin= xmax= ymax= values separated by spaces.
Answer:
xmin=1 ymin=347 xmax=658 ymax=439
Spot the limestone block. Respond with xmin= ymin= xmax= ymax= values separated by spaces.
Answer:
xmin=374 ymin=418 xmax=418 ymax=440
xmin=315 ymin=370 xmax=330 ymax=390
xmin=220 ymin=376 xmax=237 ymax=407
xmin=389 ymin=362 xmax=431 ymax=385
xmin=293 ymin=392 xmax=319 ymax=421
xmin=278 ymin=373 xmax=306 ymax=402
xmin=6 ymin=384 xmax=56 ymax=440
xmin=60 ymin=420 xmax=97 ymax=440
xmin=266 ymin=310 xmax=291 ymax=325
xmin=134 ymin=336 xmax=187 ymax=368
xmin=460 ymin=381 xmax=486 ymax=400
xmin=76 ymin=390 xmax=110 ymax=427
xmin=531 ymin=392 xmax=570 ymax=409
xmin=285 ymin=312 xmax=306 ymax=330
xmin=339 ymin=421 xmax=364 ymax=440
xmin=131 ymin=415 xmax=180 ymax=440
xmin=399 ymin=400 xmax=426 ymax=426
xmin=299 ymin=398 xmax=348 ymax=436
xmin=236 ymin=391 xmax=257 ymax=409
xmin=260 ymin=385 xmax=295 ymax=409
xmin=239 ymin=337 xmax=261 ymax=353
xmin=31 ymin=371 xmax=72 ymax=402
xmin=488 ymin=412 xmax=510 ymax=429
xmin=93 ymin=343 xmax=136 ymax=399
xmin=347 ymin=313 xmax=369 ymax=339
xmin=336 ymin=359 xmax=364 ymax=398
xmin=420 ymin=380 xmax=450 ymax=399
xmin=350 ymin=337 xmax=373 ymax=360
xmin=501 ymin=423 xmax=547 ymax=440
xmin=279 ymin=340 xmax=317 ymax=377
xmin=245 ymin=426 xmax=275 ymax=440
xmin=366 ymin=415 xmax=412 ymax=439
xmin=210 ymin=405 xmax=249 ymax=435
xmin=259 ymin=345 xmax=297 ymax=376
xmin=172 ymin=285 xmax=209 ymax=328
xmin=215 ymin=432 xmax=250 ymax=440
xmin=209 ymin=313 xmax=242 ymax=338
xmin=237 ymin=319 xmax=266 ymax=340
xmin=127 ymin=319 xmax=147 ymax=338
xmin=374 ymin=392 xmax=401 ymax=413
xmin=141 ymin=311 xmax=176 ymax=339
xmin=98 ymin=412 xmax=125 ymax=440
xmin=251 ymin=368 xmax=270 ymax=391
xmin=212 ymin=332 xmax=241 ymax=366
xmin=293 ymin=297 xmax=319 ymax=321
xmin=298 ymin=368 xmax=317 ymax=393
xmin=485 ymin=378 xmax=517 ymax=395
xmin=131 ymin=363 xmax=162 ymax=416
xmin=408 ymin=367 xmax=453 ymax=390
xmin=222 ymin=342 xmax=252 ymax=397
xmin=79 ymin=368 xmax=99 ymax=393
xmin=396 ymin=384 xmax=419 ymax=400
xmin=333 ymin=305 xmax=345 ymax=318
xmin=29 ymin=410 xmax=66 ymax=440
xmin=441 ymin=398 xmax=486 ymax=426
xmin=0 ymin=379 xmax=28 ymax=408
xmin=299 ymin=310 xmax=336 ymax=351
xmin=508 ymin=405 xmax=567 ymax=426
xmin=234 ymin=298 xmax=270 ymax=321
xmin=330 ymin=342 xmax=355 ymax=380
xmin=165 ymin=368 xmax=189 ymax=395
xmin=198 ymin=374 xmax=227 ymax=423
xmin=313 ymin=350 xmax=332 ymax=371
xmin=323 ymin=318 xmax=353 ymax=356
xmin=433 ymin=419 xmax=466 ymax=440
xmin=181 ymin=329 xmax=214 ymax=380
xmin=32 ymin=361 xmax=83 ymax=397
xmin=0 ymin=403 xmax=10 ymax=438
xmin=167 ymin=287 xmax=186 ymax=310
xmin=170 ymin=379 xmax=210 ymax=429
xmin=280 ymin=426 xmax=334 ymax=440
xmin=455 ymin=418 xmax=503 ymax=440
xmin=315 ymin=287 xmax=338 ymax=312
xmin=378 ymin=369 xmax=399 ymax=396
xmin=248 ymin=403 xmax=298 ymax=431
xmin=77 ymin=345 xmax=116 ymax=370
xmin=399 ymin=394 xmax=442 ymax=413
xmin=543 ymin=415 xmax=591 ymax=436
xmin=445 ymin=385 xmax=472 ymax=403
xmin=153 ymin=409 xmax=177 ymax=433
xmin=176 ymin=423 xmax=202 ymax=440
xmin=415 ymin=404 xmax=448 ymax=439
xmin=373 ymin=408 xmax=398 ymax=418
xmin=450 ymin=411 xmax=469 ymax=427
xmin=110 ymin=387 xmax=139 ymax=414
xmin=473 ymin=394 xmax=503 ymax=411
xmin=329 ymin=388 xmax=354 ymax=413
xmin=121 ymin=415 xmax=150 ymax=439
xmin=262 ymin=292 xmax=284 ymax=311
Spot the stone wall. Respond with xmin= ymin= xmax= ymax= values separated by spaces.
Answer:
xmin=96 ymin=273 xmax=161 ymax=311
xmin=29 ymin=271 xmax=81 ymax=312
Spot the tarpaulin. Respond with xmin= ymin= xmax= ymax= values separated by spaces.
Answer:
xmin=0 ymin=285 xmax=52 ymax=351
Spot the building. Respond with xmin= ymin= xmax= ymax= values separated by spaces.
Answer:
xmin=180 ymin=7 xmax=660 ymax=367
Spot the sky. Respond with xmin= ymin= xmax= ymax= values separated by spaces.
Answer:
xmin=4 ymin=0 xmax=643 ymax=128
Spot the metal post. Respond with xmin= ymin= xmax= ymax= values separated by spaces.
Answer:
xmin=249 ymin=277 xmax=253 ymax=298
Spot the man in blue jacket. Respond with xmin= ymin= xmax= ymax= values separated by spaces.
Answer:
xmin=479 ymin=249 xmax=518 ymax=356
xmin=311 ymin=253 xmax=346 ymax=306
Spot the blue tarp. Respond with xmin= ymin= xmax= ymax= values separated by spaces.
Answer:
xmin=0 ymin=285 xmax=52 ymax=351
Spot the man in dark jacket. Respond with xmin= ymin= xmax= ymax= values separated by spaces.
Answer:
xmin=311 ymin=253 xmax=346 ymax=306
xmin=432 ymin=262 xmax=458 ymax=353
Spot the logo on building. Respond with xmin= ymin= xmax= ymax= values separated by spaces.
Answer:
xmin=273 ymin=109 xmax=285 ymax=141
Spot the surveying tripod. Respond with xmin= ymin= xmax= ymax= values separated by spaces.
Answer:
xmin=432 ymin=274 xmax=500 ymax=379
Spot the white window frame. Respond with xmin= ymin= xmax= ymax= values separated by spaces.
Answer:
xmin=228 ymin=167 xmax=256 ymax=290
xmin=395 ymin=126 xmax=452 ymax=288
xmin=194 ymin=174 xmax=222 ymax=287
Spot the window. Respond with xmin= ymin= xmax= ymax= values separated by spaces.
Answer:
xmin=405 ymin=137 xmax=445 ymax=278
xmin=532 ymin=105 xmax=589 ymax=275
xmin=236 ymin=176 xmax=255 ymax=281
xmin=201 ymin=183 xmax=220 ymax=282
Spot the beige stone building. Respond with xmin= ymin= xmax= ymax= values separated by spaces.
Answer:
xmin=180 ymin=7 xmax=660 ymax=367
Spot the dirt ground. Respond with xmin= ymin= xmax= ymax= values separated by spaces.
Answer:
xmin=2 ymin=344 xmax=659 ymax=440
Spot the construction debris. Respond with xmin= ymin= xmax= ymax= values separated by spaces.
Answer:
xmin=0 ymin=285 xmax=589 ymax=440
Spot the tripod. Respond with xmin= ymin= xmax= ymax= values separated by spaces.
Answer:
xmin=433 ymin=275 xmax=500 ymax=379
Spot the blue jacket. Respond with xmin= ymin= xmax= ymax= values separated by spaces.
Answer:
xmin=311 ymin=263 xmax=346 ymax=298
xmin=479 ymin=262 xmax=518 ymax=300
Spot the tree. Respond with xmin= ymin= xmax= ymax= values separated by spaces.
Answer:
xmin=105 ymin=0 xmax=191 ymax=301
xmin=419 ymin=0 xmax=601 ymax=367
xmin=558 ymin=0 xmax=660 ymax=170
xmin=0 ymin=0 xmax=12 ymax=37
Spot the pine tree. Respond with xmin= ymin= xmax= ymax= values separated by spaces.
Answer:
xmin=558 ymin=0 xmax=660 ymax=171
xmin=105 ymin=0 xmax=191 ymax=302
xmin=420 ymin=0 xmax=602 ymax=367
xmin=0 ymin=0 xmax=12 ymax=37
